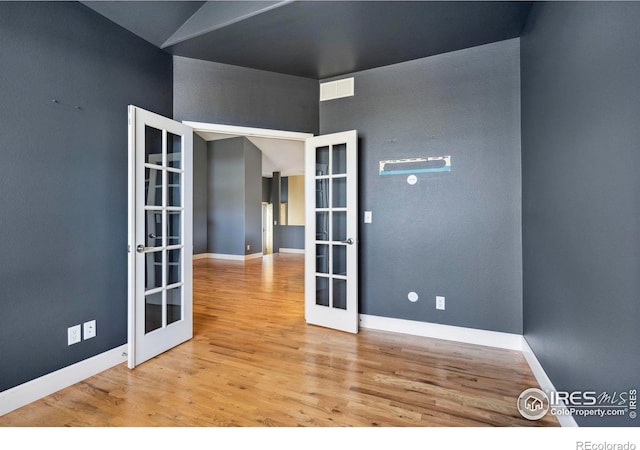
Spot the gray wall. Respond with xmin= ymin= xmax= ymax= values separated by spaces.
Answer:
xmin=175 ymin=56 xmax=319 ymax=257
xmin=243 ymin=139 xmax=263 ymax=254
xmin=0 ymin=2 xmax=172 ymax=392
xmin=193 ymin=133 xmax=208 ymax=254
xmin=206 ymin=137 xmax=263 ymax=256
xmin=280 ymin=177 xmax=289 ymax=202
xmin=207 ymin=138 xmax=246 ymax=255
xmin=521 ymin=2 xmax=640 ymax=426
xmin=262 ymin=177 xmax=271 ymax=203
xmin=273 ymin=176 xmax=305 ymax=251
xmin=173 ymin=56 xmax=319 ymax=134
xmin=320 ymin=39 xmax=523 ymax=333
xmin=277 ymin=226 xmax=305 ymax=250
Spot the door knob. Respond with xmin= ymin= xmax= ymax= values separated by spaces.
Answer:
xmin=136 ymin=244 xmax=146 ymax=253
xmin=341 ymin=238 xmax=354 ymax=245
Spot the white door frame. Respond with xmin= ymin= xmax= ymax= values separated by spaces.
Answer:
xmin=184 ymin=121 xmax=313 ymax=258
xmin=128 ymin=118 xmax=317 ymax=365
xmin=183 ymin=121 xmax=313 ymax=142
xmin=188 ymin=123 xmax=359 ymax=335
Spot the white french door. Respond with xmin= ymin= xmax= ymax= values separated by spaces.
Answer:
xmin=128 ymin=106 xmax=193 ymax=368
xmin=304 ymin=130 xmax=358 ymax=333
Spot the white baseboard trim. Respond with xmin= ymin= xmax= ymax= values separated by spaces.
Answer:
xmin=359 ymin=314 xmax=523 ymax=351
xmin=0 ymin=344 xmax=127 ymax=417
xmin=359 ymin=314 xmax=577 ymax=426
xmin=279 ymin=248 xmax=305 ymax=254
xmin=521 ymin=337 xmax=578 ymax=427
xmin=0 ymin=317 xmax=576 ymax=428
xmin=194 ymin=252 xmax=264 ymax=261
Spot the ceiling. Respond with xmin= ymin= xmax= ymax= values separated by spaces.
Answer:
xmin=82 ymin=0 xmax=533 ymax=176
xmin=82 ymin=0 xmax=533 ymax=80
xmin=195 ymin=130 xmax=306 ymax=177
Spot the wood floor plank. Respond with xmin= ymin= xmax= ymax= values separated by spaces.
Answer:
xmin=0 ymin=254 xmax=558 ymax=427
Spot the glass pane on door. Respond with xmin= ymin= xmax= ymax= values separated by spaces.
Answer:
xmin=167 ymin=132 xmax=182 ymax=169
xmin=145 ymin=292 xmax=163 ymax=333
xmin=166 ymin=287 xmax=182 ymax=325
xmin=145 ymin=125 xmax=163 ymax=165
xmin=333 ymin=245 xmax=346 ymax=276
xmin=168 ymin=172 xmax=181 ymax=207
xmin=332 ymin=211 xmax=346 ymax=242
xmin=167 ymin=212 xmax=181 ymax=245
xmin=145 ymin=167 xmax=162 ymax=207
xmin=332 ymin=143 xmax=347 ymax=175
xmin=316 ymin=244 xmax=329 ymax=273
xmin=316 ymin=276 xmax=329 ymax=307
xmin=333 ymin=279 xmax=347 ymax=310
xmin=145 ymin=251 xmax=163 ymax=290
xmin=316 ymin=146 xmax=330 ymax=175
xmin=316 ymin=212 xmax=329 ymax=240
xmin=332 ymin=178 xmax=346 ymax=208
xmin=316 ymin=179 xmax=329 ymax=208
xmin=167 ymin=249 xmax=181 ymax=285
xmin=145 ymin=211 xmax=163 ymax=247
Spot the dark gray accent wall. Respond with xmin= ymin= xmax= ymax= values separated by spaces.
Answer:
xmin=262 ymin=177 xmax=271 ymax=203
xmin=173 ymin=55 xmax=319 ymax=134
xmin=193 ymin=133 xmax=208 ymax=254
xmin=521 ymin=2 xmax=640 ymax=427
xmin=206 ymin=137 xmax=263 ymax=256
xmin=280 ymin=177 xmax=289 ymax=203
xmin=244 ymin=139 xmax=263 ymax=254
xmin=174 ymin=53 xmax=319 ymax=258
xmin=320 ymin=39 xmax=523 ymax=333
xmin=207 ymin=138 xmax=246 ymax=255
xmin=277 ymin=226 xmax=305 ymax=250
xmin=0 ymin=2 xmax=172 ymax=392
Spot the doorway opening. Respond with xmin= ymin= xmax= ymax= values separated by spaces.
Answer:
xmin=185 ymin=121 xmax=313 ymax=261
xmin=262 ymin=202 xmax=273 ymax=255
xmin=129 ymin=113 xmax=360 ymax=369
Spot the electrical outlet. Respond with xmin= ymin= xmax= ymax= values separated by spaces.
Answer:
xmin=436 ymin=296 xmax=445 ymax=310
xmin=247 ymin=244 xmax=251 ymax=251
xmin=83 ymin=320 xmax=96 ymax=340
xmin=68 ymin=325 xmax=81 ymax=346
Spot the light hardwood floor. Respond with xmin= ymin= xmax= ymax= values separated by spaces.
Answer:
xmin=0 ymin=254 xmax=558 ymax=427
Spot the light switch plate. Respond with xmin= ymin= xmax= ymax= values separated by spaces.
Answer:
xmin=364 ymin=211 xmax=372 ymax=223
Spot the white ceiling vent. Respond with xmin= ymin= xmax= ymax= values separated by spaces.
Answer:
xmin=320 ymin=77 xmax=354 ymax=101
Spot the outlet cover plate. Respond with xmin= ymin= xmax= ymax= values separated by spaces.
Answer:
xmin=83 ymin=320 xmax=96 ymax=340
xmin=68 ymin=325 xmax=81 ymax=345
xmin=436 ymin=296 xmax=445 ymax=310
